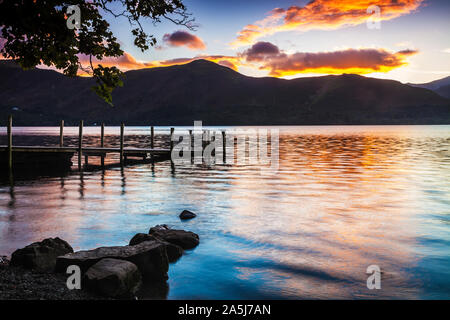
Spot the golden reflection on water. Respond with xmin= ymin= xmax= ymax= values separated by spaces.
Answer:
xmin=216 ymin=127 xmax=449 ymax=298
xmin=0 ymin=125 xmax=449 ymax=299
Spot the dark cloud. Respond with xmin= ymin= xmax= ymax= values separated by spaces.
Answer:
xmin=241 ymin=41 xmax=280 ymax=62
xmin=163 ymin=31 xmax=206 ymax=50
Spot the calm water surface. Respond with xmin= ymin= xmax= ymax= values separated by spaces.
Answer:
xmin=0 ymin=125 xmax=449 ymax=299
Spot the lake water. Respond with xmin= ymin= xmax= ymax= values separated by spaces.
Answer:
xmin=0 ymin=125 xmax=449 ymax=299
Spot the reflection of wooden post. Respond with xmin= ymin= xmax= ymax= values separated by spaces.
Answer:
xmin=100 ymin=123 xmax=105 ymax=167
xmin=170 ymin=127 xmax=174 ymax=152
xmin=120 ymin=123 xmax=124 ymax=165
xmin=59 ymin=120 xmax=64 ymax=147
xmin=78 ymin=120 xmax=83 ymax=170
xmin=7 ymin=115 xmax=12 ymax=171
xmin=150 ymin=126 xmax=154 ymax=149
xmin=202 ymin=130 xmax=205 ymax=150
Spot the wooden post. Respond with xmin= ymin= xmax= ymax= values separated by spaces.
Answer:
xmin=59 ymin=120 xmax=64 ymax=147
xmin=150 ymin=126 xmax=154 ymax=149
xmin=100 ymin=123 xmax=105 ymax=167
xmin=7 ymin=115 xmax=12 ymax=171
xmin=170 ymin=127 xmax=174 ymax=152
xmin=222 ymin=130 xmax=226 ymax=163
xmin=78 ymin=120 xmax=83 ymax=170
xmin=189 ymin=129 xmax=193 ymax=159
xmin=120 ymin=123 xmax=124 ymax=165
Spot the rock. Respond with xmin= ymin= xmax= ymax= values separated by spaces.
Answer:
xmin=129 ymin=233 xmax=183 ymax=263
xmin=129 ymin=233 xmax=156 ymax=246
xmin=149 ymin=225 xmax=200 ymax=250
xmin=83 ymin=258 xmax=142 ymax=298
xmin=179 ymin=210 xmax=197 ymax=220
xmin=161 ymin=242 xmax=183 ymax=263
xmin=137 ymin=280 xmax=169 ymax=300
xmin=55 ymin=241 xmax=168 ymax=279
xmin=10 ymin=238 xmax=73 ymax=272
xmin=0 ymin=256 xmax=9 ymax=269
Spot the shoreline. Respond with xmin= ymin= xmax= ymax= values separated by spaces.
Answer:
xmin=0 ymin=262 xmax=100 ymax=300
xmin=0 ymin=264 xmax=169 ymax=300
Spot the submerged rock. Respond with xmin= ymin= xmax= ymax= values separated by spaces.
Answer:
xmin=10 ymin=237 xmax=73 ymax=272
xmin=179 ymin=210 xmax=197 ymax=220
xmin=149 ymin=225 xmax=200 ymax=250
xmin=83 ymin=258 xmax=142 ymax=298
xmin=55 ymin=241 xmax=169 ymax=279
xmin=129 ymin=233 xmax=183 ymax=263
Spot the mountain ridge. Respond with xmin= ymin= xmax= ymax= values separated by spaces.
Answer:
xmin=408 ymin=76 xmax=450 ymax=98
xmin=0 ymin=59 xmax=449 ymax=125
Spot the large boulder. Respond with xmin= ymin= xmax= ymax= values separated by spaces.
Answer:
xmin=129 ymin=233 xmax=157 ymax=246
xmin=179 ymin=210 xmax=197 ymax=220
xmin=83 ymin=258 xmax=142 ymax=299
xmin=129 ymin=233 xmax=183 ymax=263
xmin=55 ymin=241 xmax=168 ymax=279
xmin=149 ymin=225 xmax=199 ymax=250
xmin=10 ymin=238 xmax=73 ymax=272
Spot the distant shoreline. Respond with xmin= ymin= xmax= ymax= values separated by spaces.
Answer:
xmin=1 ymin=123 xmax=450 ymax=128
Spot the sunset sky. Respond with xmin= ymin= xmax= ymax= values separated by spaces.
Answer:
xmin=47 ymin=0 xmax=450 ymax=83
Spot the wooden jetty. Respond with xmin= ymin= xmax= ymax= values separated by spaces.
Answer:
xmin=1 ymin=116 xmax=172 ymax=173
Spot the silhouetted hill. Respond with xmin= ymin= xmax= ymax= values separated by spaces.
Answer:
xmin=408 ymin=76 xmax=450 ymax=98
xmin=1 ymin=59 xmax=449 ymax=125
xmin=436 ymin=85 xmax=450 ymax=99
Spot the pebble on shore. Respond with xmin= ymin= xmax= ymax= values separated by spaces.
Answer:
xmin=0 ymin=264 xmax=101 ymax=300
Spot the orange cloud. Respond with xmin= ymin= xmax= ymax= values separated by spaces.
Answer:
xmin=240 ymin=42 xmax=418 ymax=76
xmin=77 ymin=52 xmax=156 ymax=73
xmin=77 ymin=52 xmax=240 ymax=74
xmin=148 ymin=46 xmax=418 ymax=76
xmin=157 ymin=55 xmax=240 ymax=71
xmin=162 ymin=30 xmax=206 ymax=50
xmin=231 ymin=0 xmax=424 ymax=47
xmin=13 ymin=42 xmax=415 ymax=78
